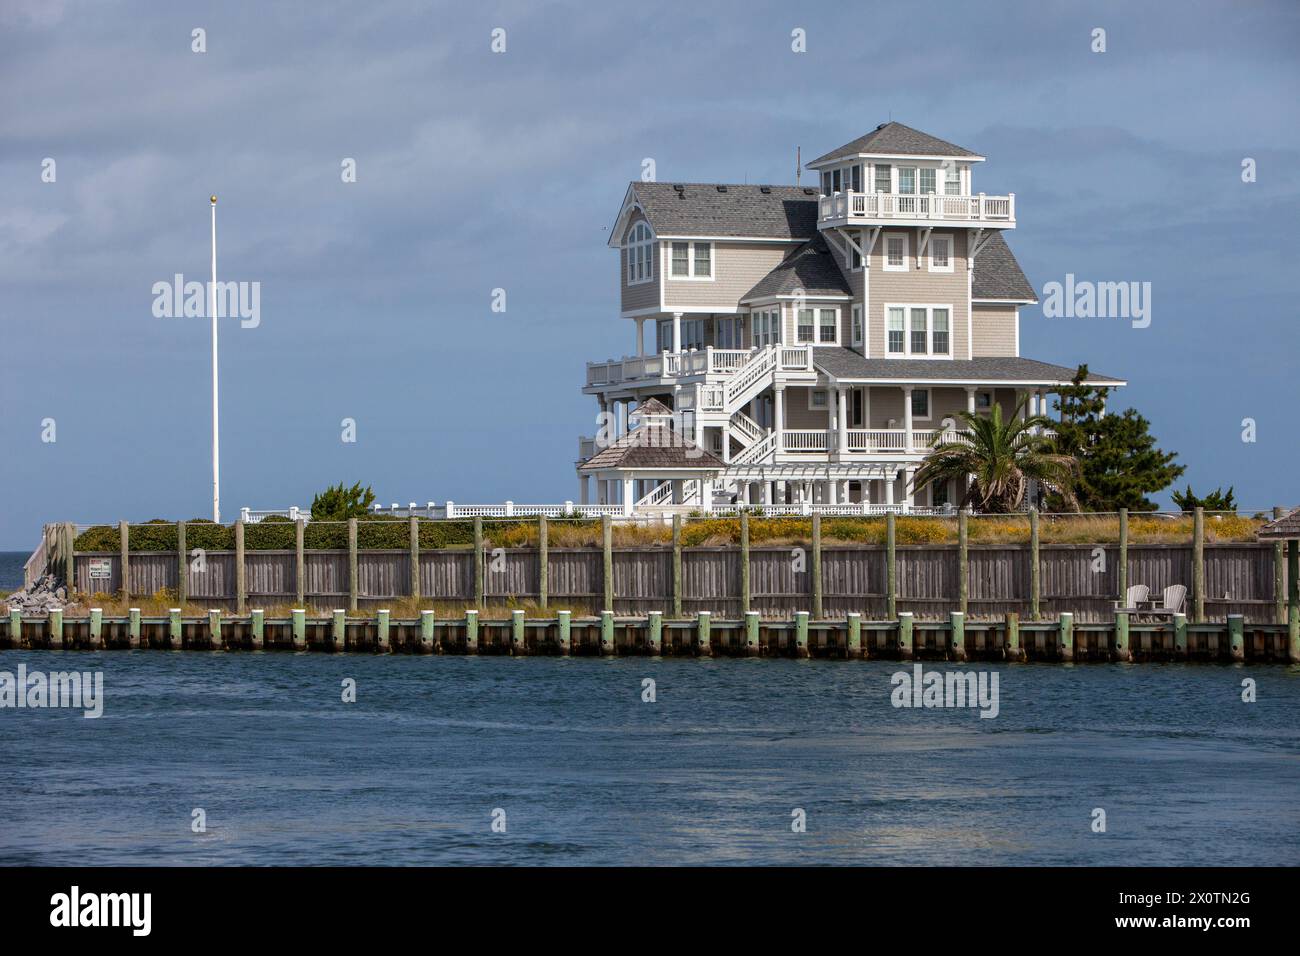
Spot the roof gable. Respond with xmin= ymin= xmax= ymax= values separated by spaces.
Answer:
xmin=808 ymin=122 xmax=981 ymax=167
xmin=742 ymin=233 xmax=851 ymax=301
xmin=628 ymin=182 xmax=820 ymax=240
xmin=971 ymin=233 xmax=1036 ymax=301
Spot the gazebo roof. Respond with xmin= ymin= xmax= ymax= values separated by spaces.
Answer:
xmin=1257 ymin=507 xmax=1300 ymax=540
xmin=580 ymin=423 xmax=723 ymax=473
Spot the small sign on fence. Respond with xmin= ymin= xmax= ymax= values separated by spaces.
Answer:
xmin=87 ymin=558 xmax=112 ymax=580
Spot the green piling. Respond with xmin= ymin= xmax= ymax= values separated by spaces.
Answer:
xmin=557 ymin=609 xmax=572 ymax=656
xmin=601 ymin=609 xmax=615 ymax=656
xmin=898 ymin=611 xmax=914 ymax=660
xmin=1005 ymin=611 xmax=1020 ymax=662
xmin=512 ymin=609 xmax=525 ymax=655
xmin=332 ymin=609 xmax=346 ymax=652
xmin=697 ymin=610 xmax=712 ymax=657
xmin=208 ymin=608 xmax=223 ymax=650
xmin=8 ymin=607 xmax=21 ymax=649
xmin=1173 ymin=612 xmax=1188 ymax=658
xmin=647 ymin=610 xmax=662 ymax=655
xmin=291 ymin=608 xmax=305 ymax=650
xmin=1227 ymin=614 xmax=1245 ymax=663
xmin=169 ymin=608 xmax=183 ymax=650
xmin=671 ymin=514 xmax=683 ymax=619
xmin=745 ymin=610 xmax=760 ymax=657
xmin=886 ymin=513 xmax=897 ymax=620
xmin=1029 ymin=508 xmax=1040 ymax=621
xmin=375 ymin=608 xmax=389 ymax=653
xmin=811 ymin=514 xmax=822 ymax=620
xmin=949 ymin=610 xmax=966 ymax=662
xmin=1114 ymin=610 xmax=1131 ymax=662
xmin=846 ymin=611 xmax=861 ymax=659
xmin=128 ymin=607 xmax=141 ymax=649
xmin=1058 ymin=611 xmax=1073 ymax=663
xmin=794 ymin=610 xmax=809 ymax=658
xmin=251 ymin=608 xmax=265 ymax=650
xmin=420 ymin=609 xmax=435 ymax=652
xmin=465 ymin=609 xmax=479 ymax=653
xmin=50 ymin=607 xmax=64 ymax=649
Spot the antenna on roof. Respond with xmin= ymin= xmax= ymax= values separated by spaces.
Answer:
xmin=796 ymin=145 xmax=801 ymax=185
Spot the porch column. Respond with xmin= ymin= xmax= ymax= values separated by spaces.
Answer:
xmin=622 ymin=478 xmax=635 ymax=516
xmin=636 ymin=317 xmax=645 ymax=357
xmin=762 ymin=480 xmax=772 ymax=505
xmin=965 ymin=386 xmax=976 ymax=415
xmin=579 ymin=474 xmax=589 ymax=505
xmin=1036 ymin=389 xmax=1047 ymax=429
xmin=836 ymin=386 xmax=849 ymax=455
xmin=701 ymin=477 xmax=713 ymax=513
xmin=672 ymin=312 xmax=683 ymax=354
xmin=903 ymin=467 xmax=916 ymax=513
xmin=828 ymin=480 xmax=838 ymax=505
xmin=902 ymin=386 xmax=914 ymax=453
xmin=773 ymin=384 xmax=785 ymax=454
xmin=671 ymin=479 xmax=683 ymax=504
xmin=776 ymin=480 xmax=786 ymax=504
xmin=885 ymin=471 xmax=896 ymax=509
xmin=722 ymin=421 xmax=731 ymax=464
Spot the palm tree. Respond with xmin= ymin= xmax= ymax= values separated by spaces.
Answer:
xmin=911 ymin=398 xmax=1080 ymax=513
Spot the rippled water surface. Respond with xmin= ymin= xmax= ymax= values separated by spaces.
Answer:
xmin=2 ymin=651 xmax=1298 ymax=865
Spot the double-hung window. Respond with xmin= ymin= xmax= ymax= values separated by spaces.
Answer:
xmin=874 ymin=164 xmax=892 ymax=193
xmin=918 ymin=168 xmax=936 ymax=195
xmin=932 ymin=308 xmax=950 ymax=354
xmin=928 ymin=234 xmax=953 ymax=272
xmin=670 ymin=241 xmax=712 ymax=279
xmin=898 ymin=167 xmax=916 ymax=194
xmin=625 ymin=222 xmax=654 ymax=284
xmin=693 ymin=243 xmax=712 ymax=277
xmin=819 ymin=308 xmax=837 ymax=343
xmin=944 ymin=164 xmax=961 ymax=195
xmin=797 ymin=308 xmax=815 ymax=343
xmin=671 ymin=242 xmax=690 ymax=277
xmin=888 ymin=305 xmax=953 ymax=357
xmin=887 ymin=307 xmax=905 ymax=354
xmin=883 ymin=233 xmax=908 ymax=271
xmin=910 ymin=308 xmax=928 ymax=354
xmin=752 ymin=308 xmax=781 ymax=347
xmin=911 ymin=389 xmax=931 ymax=419
xmin=851 ymin=304 xmax=863 ymax=348
xmin=796 ymin=307 xmax=838 ymax=344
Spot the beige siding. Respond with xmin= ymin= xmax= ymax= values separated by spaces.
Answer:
xmin=619 ymin=211 xmax=658 ymax=314
xmin=662 ymin=241 xmax=794 ymax=311
xmin=861 ymin=385 xmax=969 ymax=429
xmin=866 ymin=227 xmax=969 ymax=359
xmin=782 ymin=387 xmax=834 ymax=429
xmin=971 ymin=303 xmax=1018 ymax=357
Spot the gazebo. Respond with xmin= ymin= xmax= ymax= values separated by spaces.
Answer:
xmin=578 ymin=399 xmax=724 ymax=514
xmin=1257 ymin=507 xmax=1300 ymax=636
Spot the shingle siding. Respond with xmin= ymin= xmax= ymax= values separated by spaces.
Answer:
xmin=971 ymin=303 xmax=1018 ymax=358
xmin=867 ymin=227 xmax=970 ymax=360
xmin=663 ymin=241 xmax=794 ymax=310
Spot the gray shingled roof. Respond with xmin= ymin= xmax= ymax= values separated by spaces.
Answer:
xmin=580 ymin=424 xmax=724 ymax=472
xmin=1258 ymin=508 xmax=1300 ymax=540
xmin=972 ymin=233 xmax=1036 ymax=301
xmin=809 ymin=122 xmax=980 ymax=167
xmin=812 ymin=348 xmax=1126 ymax=386
xmin=631 ymin=182 xmax=819 ymax=239
xmin=741 ymin=233 xmax=851 ymax=301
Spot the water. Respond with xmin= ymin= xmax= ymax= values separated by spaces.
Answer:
xmin=0 ymin=652 xmax=1297 ymax=865
xmin=0 ymin=552 xmax=27 ymax=592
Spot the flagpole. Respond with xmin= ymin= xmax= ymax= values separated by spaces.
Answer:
xmin=210 ymin=195 xmax=220 ymax=524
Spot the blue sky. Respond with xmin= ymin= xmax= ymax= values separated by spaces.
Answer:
xmin=1 ymin=0 xmax=1298 ymax=547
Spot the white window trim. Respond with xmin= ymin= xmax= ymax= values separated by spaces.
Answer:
xmin=882 ymin=232 xmax=909 ymax=272
xmin=909 ymin=387 xmax=933 ymax=421
xmin=807 ymin=388 xmax=831 ymax=412
xmin=667 ymin=241 xmax=714 ymax=281
xmin=624 ymin=221 xmax=655 ymax=286
xmin=794 ymin=305 xmax=841 ymax=345
xmin=884 ymin=303 xmax=955 ymax=359
xmin=928 ymin=232 xmax=954 ymax=273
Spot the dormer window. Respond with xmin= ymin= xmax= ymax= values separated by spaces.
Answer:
xmin=625 ymin=221 xmax=654 ymax=285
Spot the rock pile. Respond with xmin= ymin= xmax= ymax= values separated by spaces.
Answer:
xmin=5 ymin=573 xmax=68 ymax=613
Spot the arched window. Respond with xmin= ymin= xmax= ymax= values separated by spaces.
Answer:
xmin=624 ymin=221 xmax=655 ymax=285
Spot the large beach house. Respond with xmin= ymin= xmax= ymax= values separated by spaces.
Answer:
xmin=579 ymin=122 xmax=1125 ymax=516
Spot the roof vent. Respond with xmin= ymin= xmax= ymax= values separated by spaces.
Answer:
xmin=802 ymin=188 xmax=816 ymax=195
xmin=672 ymin=183 xmax=685 ymax=191
xmin=876 ymin=122 xmax=888 ymax=130
xmin=759 ymin=186 xmax=771 ymax=194
xmin=716 ymin=185 xmax=728 ymax=192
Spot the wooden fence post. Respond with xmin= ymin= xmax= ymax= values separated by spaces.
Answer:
xmin=1192 ymin=506 xmax=1205 ymax=624
xmin=1029 ymin=508 xmax=1040 ymax=620
xmin=886 ymin=512 xmax=897 ymax=620
xmin=1273 ymin=507 xmax=1285 ymax=624
xmin=409 ymin=517 xmax=420 ymax=603
xmin=295 ymin=518 xmax=305 ymax=608
xmin=347 ymin=518 xmax=358 ymax=613
xmin=177 ymin=521 xmax=188 ymax=605
xmin=537 ymin=515 xmax=548 ymax=610
xmin=119 ymin=520 xmax=129 ymax=602
xmin=671 ymin=514 xmax=683 ymax=618
xmin=739 ymin=510 xmax=750 ymax=617
xmin=811 ymin=513 xmax=822 ymax=620
xmin=957 ymin=508 xmax=969 ymax=616
xmin=64 ymin=522 xmax=76 ymax=591
xmin=473 ymin=517 xmax=484 ymax=609
xmin=602 ymin=515 xmax=613 ymax=614
xmin=1118 ymin=507 xmax=1128 ymax=605
xmin=234 ymin=519 xmax=246 ymax=615
xmin=1288 ymin=540 xmax=1299 ymax=663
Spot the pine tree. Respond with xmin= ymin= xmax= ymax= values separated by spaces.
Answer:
xmin=1047 ymin=365 xmax=1184 ymax=512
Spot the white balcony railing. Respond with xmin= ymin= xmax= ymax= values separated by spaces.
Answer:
xmin=818 ymin=190 xmax=1015 ymax=225
xmin=782 ymin=430 xmax=831 ymax=453
xmin=587 ymin=344 xmax=816 ymax=389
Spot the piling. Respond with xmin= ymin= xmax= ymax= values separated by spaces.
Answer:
xmin=177 ymin=521 xmax=188 ymax=604
xmin=1227 ymin=614 xmax=1245 ymax=663
xmin=119 ymin=520 xmax=130 ymax=602
xmin=1192 ymin=507 xmax=1205 ymax=623
xmin=128 ymin=607 xmax=141 ymax=649
xmin=332 ymin=609 xmax=346 ymax=651
xmin=373 ymin=609 xmax=389 ymax=653
xmin=537 ymin=516 xmax=548 ymax=611
xmin=846 ymin=612 xmax=861 ymax=659
xmin=1288 ymin=540 xmax=1299 ymax=663
xmin=1005 ymin=612 xmax=1020 ymax=662
xmin=600 ymin=609 xmax=615 ymax=656
xmin=512 ymin=609 xmax=525 ymax=654
xmin=647 ymin=610 xmax=662 ymax=655
xmin=745 ymin=610 xmax=760 ymax=657
xmin=473 ymin=517 xmax=484 ymax=609
xmin=957 ymin=510 xmax=969 ymax=616
xmin=897 ymin=611 xmax=914 ymax=660
xmin=1173 ymin=612 xmax=1188 ymax=658
xmin=294 ymin=519 xmax=306 ymax=607
xmin=465 ymin=609 xmax=479 ymax=653
xmin=740 ymin=511 xmax=751 ymax=616
xmin=697 ymin=611 xmax=712 ymax=657
xmin=251 ymin=609 xmax=265 ymax=650
xmin=558 ymin=609 xmax=572 ymax=655
xmin=169 ymin=608 xmax=183 ymax=650
xmin=88 ymin=608 xmax=101 ymax=650
xmin=811 ymin=514 xmax=823 ymax=620
xmin=291 ymin=608 xmax=306 ymax=650
xmin=1058 ymin=611 xmax=1074 ymax=662
xmin=8 ymin=607 xmax=20 ymax=649
xmin=347 ymin=519 xmax=359 ymax=613
xmin=794 ymin=610 xmax=809 ymax=658
xmin=1114 ymin=610 xmax=1131 ymax=662
xmin=50 ymin=607 xmax=65 ymax=649
xmin=235 ymin=520 xmax=247 ymax=615
xmin=409 ymin=518 xmax=421 ymax=603
xmin=671 ymin=515 xmax=683 ymax=618
xmin=420 ymin=609 xmax=435 ymax=652
xmin=886 ymin=513 xmax=897 ymax=620
xmin=602 ymin=517 xmax=614 ymax=613
xmin=1029 ymin=508 xmax=1040 ymax=620
xmin=949 ymin=611 xmax=966 ymax=662
xmin=208 ymin=609 xmax=223 ymax=650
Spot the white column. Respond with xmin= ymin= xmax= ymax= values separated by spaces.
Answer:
xmin=721 ymin=422 xmax=731 ymax=464
xmin=701 ymin=477 xmax=713 ymax=513
xmin=579 ymin=474 xmax=589 ymax=505
xmin=671 ymin=479 xmax=683 ymax=504
xmin=762 ymin=480 xmax=772 ymax=505
xmin=902 ymin=386 xmax=914 ymax=453
xmin=622 ymin=478 xmax=634 ymax=516
xmin=903 ymin=467 xmax=916 ymax=513
xmin=965 ymin=386 xmax=976 ymax=415
xmin=636 ymin=317 xmax=645 ymax=357
xmin=672 ymin=312 xmax=683 ymax=354
xmin=884 ymin=472 xmax=895 ymax=508
xmin=828 ymin=480 xmax=838 ymax=504
xmin=773 ymin=384 xmax=785 ymax=454
xmin=836 ymin=386 xmax=848 ymax=455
